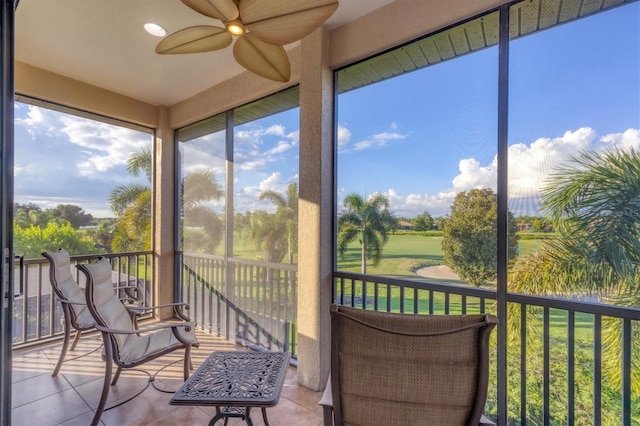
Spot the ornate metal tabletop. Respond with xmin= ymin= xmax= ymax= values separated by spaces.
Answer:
xmin=170 ymin=350 xmax=291 ymax=425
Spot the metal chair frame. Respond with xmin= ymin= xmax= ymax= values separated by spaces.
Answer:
xmin=77 ymin=257 xmax=199 ymax=426
xmin=322 ymin=304 xmax=498 ymax=426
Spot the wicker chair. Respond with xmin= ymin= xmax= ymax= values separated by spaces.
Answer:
xmin=321 ymin=304 xmax=498 ymax=426
xmin=77 ymin=257 xmax=199 ymax=426
xmin=41 ymin=248 xmax=97 ymax=376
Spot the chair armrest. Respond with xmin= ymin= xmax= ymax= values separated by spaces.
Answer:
xmin=95 ymin=321 xmax=195 ymax=335
xmin=60 ymin=299 xmax=87 ymax=307
xmin=128 ymin=302 xmax=190 ymax=310
xmin=127 ymin=302 xmax=192 ymax=321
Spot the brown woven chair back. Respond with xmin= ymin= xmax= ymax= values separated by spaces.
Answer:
xmin=330 ymin=304 xmax=497 ymax=426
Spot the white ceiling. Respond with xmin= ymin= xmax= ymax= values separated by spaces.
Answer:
xmin=15 ymin=0 xmax=394 ymax=107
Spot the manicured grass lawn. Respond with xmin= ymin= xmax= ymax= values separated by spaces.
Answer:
xmin=336 ymin=232 xmax=596 ymax=342
xmin=337 ymin=234 xmax=445 ymax=276
xmin=336 ymin=232 xmax=545 ymax=277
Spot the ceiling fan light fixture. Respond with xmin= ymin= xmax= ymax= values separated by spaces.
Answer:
xmin=144 ymin=22 xmax=167 ymax=37
xmin=226 ymin=20 xmax=245 ymax=36
xmin=158 ymin=0 xmax=339 ymax=82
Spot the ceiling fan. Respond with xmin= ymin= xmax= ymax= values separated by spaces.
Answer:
xmin=156 ymin=0 xmax=339 ymax=82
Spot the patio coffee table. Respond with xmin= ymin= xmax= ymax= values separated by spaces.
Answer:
xmin=170 ymin=350 xmax=291 ymax=426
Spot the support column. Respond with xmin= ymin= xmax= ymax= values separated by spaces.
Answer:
xmin=297 ymin=27 xmax=333 ymax=391
xmin=153 ymin=106 xmax=175 ymax=318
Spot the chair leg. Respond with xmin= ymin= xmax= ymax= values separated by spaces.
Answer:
xmin=52 ymin=318 xmax=71 ymax=377
xmin=322 ymin=406 xmax=333 ymax=426
xmin=70 ymin=329 xmax=82 ymax=351
xmin=111 ymin=365 xmax=122 ymax=386
xmin=183 ymin=345 xmax=192 ymax=380
xmin=92 ymin=334 xmax=113 ymax=426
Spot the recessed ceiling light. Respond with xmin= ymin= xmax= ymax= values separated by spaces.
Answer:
xmin=144 ymin=23 xmax=166 ymax=37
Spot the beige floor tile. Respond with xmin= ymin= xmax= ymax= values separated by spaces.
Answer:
xmin=11 ymin=371 xmax=72 ymax=408
xmin=11 ymin=388 xmax=92 ymax=426
xmin=12 ymin=331 xmax=320 ymax=426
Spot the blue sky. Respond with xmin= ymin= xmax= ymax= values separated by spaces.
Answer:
xmin=336 ymin=3 xmax=639 ymax=217
xmin=14 ymin=3 xmax=639 ymax=219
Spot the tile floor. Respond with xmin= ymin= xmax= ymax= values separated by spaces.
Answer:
xmin=11 ymin=331 xmax=325 ymax=425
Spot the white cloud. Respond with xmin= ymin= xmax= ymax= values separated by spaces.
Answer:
xmin=377 ymin=189 xmax=455 ymax=217
xmin=451 ymin=158 xmax=497 ymax=191
xmin=267 ymin=140 xmax=296 ymax=155
xmin=60 ymin=116 xmax=149 ymax=175
xmin=232 ymin=171 xmax=299 ymax=213
xmin=233 ymin=123 xmax=299 ymax=173
xmin=14 ymin=105 xmax=57 ymax=139
xmin=264 ymin=124 xmax=286 ymax=136
xmin=600 ymin=128 xmax=640 ymax=150
xmin=287 ymin=130 xmax=300 ymax=143
xmin=338 ymin=123 xmax=408 ymax=153
xmin=259 ymin=172 xmax=282 ymax=191
xmin=235 ymin=124 xmax=291 ymax=143
xmin=337 ymin=125 xmax=351 ymax=149
xmin=353 ymin=131 xmax=407 ymax=152
xmin=17 ymin=105 xmax=44 ymax=126
xmin=375 ymin=127 xmax=640 ymax=218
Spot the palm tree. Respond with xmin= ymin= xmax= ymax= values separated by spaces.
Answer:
xmin=110 ymin=148 xmax=224 ymax=253
xmin=181 ymin=170 xmax=225 ymax=253
xmin=110 ymin=148 xmax=152 ymax=251
xmin=259 ymin=183 xmax=298 ymax=264
xmin=337 ymin=192 xmax=397 ymax=274
xmin=509 ymin=147 xmax=640 ymax=394
xmin=249 ymin=210 xmax=288 ymax=263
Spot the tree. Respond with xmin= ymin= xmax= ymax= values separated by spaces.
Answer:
xmin=259 ymin=183 xmax=298 ymax=264
xmin=110 ymin=148 xmax=153 ymax=251
xmin=110 ymin=148 xmax=225 ymax=253
xmin=13 ymin=222 xmax=98 ymax=258
xmin=508 ymin=148 xmax=640 ymax=395
xmin=442 ymin=188 xmax=518 ymax=286
xmin=249 ymin=210 xmax=288 ymax=262
xmin=88 ymin=219 xmax=116 ymax=252
xmin=432 ymin=216 xmax=445 ymax=231
xmin=51 ymin=204 xmax=94 ymax=229
xmin=413 ymin=211 xmax=434 ymax=231
xmin=14 ymin=203 xmax=55 ymax=229
xmin=530 ymin=217 xmax=552 ymax=232
xmin=181 ymin=170 xmax=225 ymax=253
xmin=337 ymin=193 xmax=397 ymax=274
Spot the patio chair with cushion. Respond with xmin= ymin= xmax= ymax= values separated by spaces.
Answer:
xmin=320 ymin=304 xmax=498 ymax=426
xmin=42 ymin=248 xmax=97 ymax=377
xmin=77 ymin=257 xmax=199 ymax=426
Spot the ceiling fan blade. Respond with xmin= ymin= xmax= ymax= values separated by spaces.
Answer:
xmin=240 ymin=0 xmax=339 ymax=45
xmin=156 ymin=26 xmax=232 ymax=54
xmin=233 ymin=34 xmax=291 ymax=82
xmin=181 ymin=0 xmax=239 ymax=21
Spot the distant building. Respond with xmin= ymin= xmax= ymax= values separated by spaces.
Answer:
xmin=398 ymin=221 xmax=414 ymax=230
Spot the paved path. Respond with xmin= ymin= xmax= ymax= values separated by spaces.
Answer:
xmin=414 ymin=264 xmax=460 ymax=280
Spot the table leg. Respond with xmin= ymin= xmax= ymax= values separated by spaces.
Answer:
xmin=208 ymin=411 xmax=224 ymax=426
xmin=245 ymin=407 xmax=254 ymax=426
xmin=261 ymin=407 xmax=270 ymax=426
xmin=207 ymin=407 xmax=254 ymax=426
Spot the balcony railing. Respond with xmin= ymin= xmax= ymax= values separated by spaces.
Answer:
xmin=12 ymin=251 xmax=153 ymax=349
xmin=178 ymin=252 xmax=298 ymax=359
xmin=16 ymin=251 xmax=639 ymax=424
xmin=333 ymin=270 xmax=640 ymax=425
